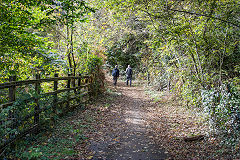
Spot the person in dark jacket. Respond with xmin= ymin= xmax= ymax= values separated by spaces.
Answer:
xmin=112 ymin=65 xmax=119 ymax=86
xmin=125 ymin=65 xmax=132 ymax=86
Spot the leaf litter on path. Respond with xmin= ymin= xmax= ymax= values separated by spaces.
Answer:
xmin=86 ymin=77 xmax=168 ymax=159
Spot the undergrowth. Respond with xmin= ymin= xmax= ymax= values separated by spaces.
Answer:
xmin=4 ymin=106 xmax=95 ymax=159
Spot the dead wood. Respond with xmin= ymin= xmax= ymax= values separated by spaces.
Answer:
xmin=183 ymin=135 xmax=204 ymax=142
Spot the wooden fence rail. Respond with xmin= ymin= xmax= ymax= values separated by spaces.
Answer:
xmin=0 ymin=73 xmax=94 ymax=153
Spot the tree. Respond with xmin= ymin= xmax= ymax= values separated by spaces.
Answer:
xmin=0 ymin=0 xmax=59 ymax=81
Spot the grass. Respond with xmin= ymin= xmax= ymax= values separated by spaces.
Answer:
xmin=144 ymin=85 xmax=166 ymax=103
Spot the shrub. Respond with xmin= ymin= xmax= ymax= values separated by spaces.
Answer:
xmin=202 ymin=83 xmax=240 ymax=151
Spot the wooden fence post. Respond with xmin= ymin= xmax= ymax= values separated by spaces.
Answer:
xmin=77 ymin=73 xmax=81 ymax=103
xmin=53 ymin=73 xmax=58 ymax=113
xmin=78 ymin=73 xmax=81 ymax=87
xmin=73 ymin=74 xmax=76 ymax=89
xmin=91 ymin=73 xmax=94 ymax=96
xmin=9 ymin=76 xmax=16 ymax=103
xmin=93 ymin=73 xmax=96 ymax=96
xmin=66 ymin=73 xmax=71 ymax=110
xmin=89 ymin=74 xmax=94 ymax=97
xmin=34 ymin=74 xmax=40 ymax=125
xmin=9 ymin=75 xmax=16 ymax=133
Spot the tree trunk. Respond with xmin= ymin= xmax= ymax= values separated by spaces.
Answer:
xmin=70 ymin=11 xmax=76 ymax=77
xmin=219 ymin=27 xmax=228 ymax=86
xmin=66 ymin=11 xmax=73 ymax=75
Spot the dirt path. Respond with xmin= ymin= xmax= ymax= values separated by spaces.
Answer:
xmin=88 ymin=78 xmax=168 ymax=160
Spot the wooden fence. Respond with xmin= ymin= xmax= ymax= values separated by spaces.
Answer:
xmin=0 ymin=73 xmax=94 ymax=153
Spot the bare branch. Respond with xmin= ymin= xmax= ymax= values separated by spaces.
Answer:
xmin=165 ymin=9 xmax=239 ymax=28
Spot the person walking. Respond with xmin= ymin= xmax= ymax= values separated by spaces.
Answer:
xmin=112 ymin=65 xmax=119 ymax=86
xmin=125 ymin=65 xmax=133 ymax=87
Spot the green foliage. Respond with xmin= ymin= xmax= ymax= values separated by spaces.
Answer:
xmin=106 ymin=33 xmax=142 ymax=73
xmin=181 ymin=79 xmax=202 ymax=107
xmin=21 ymin=147 xmax=43 ymax=160
xmin=77 ymin=50 xmax=103 ymax=75
xmin=202 ymin=84 xmax=240 ymax=149
xmin=86 ymin=54 xmax=103 ymax=74
xmin=11 ymin=116 xmax=90 ymax=159
xmin=0 ymin=0 xmax=59 ymax=81
xmin=0 ymin=0 xmax=96 ymax=82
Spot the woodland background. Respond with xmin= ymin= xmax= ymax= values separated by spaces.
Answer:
xmin=0 ymin=0 xmax=239 ymax=158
